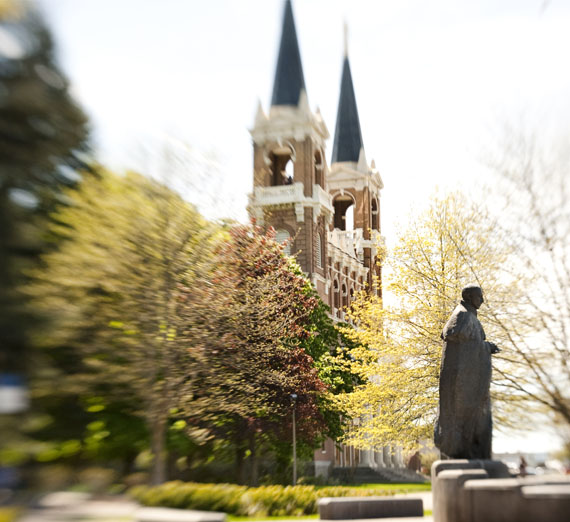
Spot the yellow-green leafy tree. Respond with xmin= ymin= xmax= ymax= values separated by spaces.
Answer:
xmin=334 ymin=192 xmax=536 ymax=451
xmin=485 ymin=127 xmax=570 ymax=433
xmin=27 ymin=168 xmax=219 ymax=484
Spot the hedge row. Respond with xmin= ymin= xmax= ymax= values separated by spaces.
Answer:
xmin=129 ymin=481 xmax=395 ymax=516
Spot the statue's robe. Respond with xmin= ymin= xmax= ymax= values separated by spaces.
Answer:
xmin=434 ymin=300 xmax=493 ymax=459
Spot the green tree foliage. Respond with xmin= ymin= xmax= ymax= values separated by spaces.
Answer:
xmin=0 ymin=2 xmax=89 ymax=377
xmin=301 ymin=293 xmax=360 ymax=443
xmin=28 ymin=168 xmax=218 ymax=484
xmin=177 ymin=225 xmax=332 ymax=484
xmin=334 ymin=192 xmax=534 ymax=450
xmin=24 ymin=177 xmax=344 ymax=485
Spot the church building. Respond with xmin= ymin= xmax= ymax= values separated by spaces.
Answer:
xmin=248 ymin=1 xmax=409 ymax=478
xmin=248 ymin=0 xmax=383 ymax=320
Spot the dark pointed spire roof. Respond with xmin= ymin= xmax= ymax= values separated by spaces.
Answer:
xmin=331 ymin=56 xmax=364 ymax=163
xmin=271 ymin=0 xmax=306 ymax=106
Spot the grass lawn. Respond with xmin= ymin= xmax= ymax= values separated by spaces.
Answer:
xmin=347 ymin=483 xmax=431 ymax=492
xmin=228 ymin=514 xmax=319 ymax=522
xmin=0 ymin=508 xmax=21 ymax=522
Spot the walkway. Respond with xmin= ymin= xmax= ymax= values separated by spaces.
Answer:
xmin=12 ymin=491 xmax=434 ymax=522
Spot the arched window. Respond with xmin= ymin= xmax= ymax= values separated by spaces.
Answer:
xmin=316 ymin=232 xmax=323 ymax=269
xmin=345 ymin=205 xmax=354 ymax=230
xmin=333 ymin=279 xmax=340 ymax=310
xmin=333 ymin=194 xmax=355 ymax=231
xmin=269 ymin=144 xmax=295 ymax=187
xmin=342 ymin=283 xmax=348 ymax=308
xmin=314 ymin=150 xmax=324 ymax=188
xmin=371 ymin=198 xmax=379 ymax=230
xmin=284 ymin=158 xmax=294 ymax=182
xmin=276 ymin=229 xmax=291 ymax=255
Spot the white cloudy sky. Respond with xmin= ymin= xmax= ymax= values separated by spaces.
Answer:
xmin=37 ymin=0 xmax=570 ymax=453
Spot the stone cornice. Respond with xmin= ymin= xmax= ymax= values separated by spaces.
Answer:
xmin=328 ymin=163 xmax=384 ymax=194
xmin=250 ymin=99 xmax=329 ymax=148
xmin=247 ymin=182 xmax=333 ymax=225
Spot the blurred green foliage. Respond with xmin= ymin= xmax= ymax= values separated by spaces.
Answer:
xmin=130 ymin=481 xmax=397 ymax=517
xmin=0 ymin=2 xmax=359 ymax=489
xmin=0 ymin=2 xmax=89 ymax=377
xmin=5 ymin=167 xmax=358 ymax=486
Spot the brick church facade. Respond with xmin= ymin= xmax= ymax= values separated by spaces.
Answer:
xmin=248 ymin=1 xmax=408 ymax=477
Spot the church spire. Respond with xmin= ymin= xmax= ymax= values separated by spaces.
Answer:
xmin=331 ymin=34 xmax=364 ymax=164
xmin=271 ymin=0 xmax=306 ymax=107
xmin=343 ymin=20 xmax=349 ymax=58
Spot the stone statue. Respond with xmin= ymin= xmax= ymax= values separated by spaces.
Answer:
xmin=434 ymin=284 xmax=500 ymax=459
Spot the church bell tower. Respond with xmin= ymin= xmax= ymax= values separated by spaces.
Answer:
xmin=248 ymin=0 xmax=333 ymax=297
xmin=248 ymin=0 xmax=391 ymax=479
xmin=328 ymin=35 xmax=384 ymax=294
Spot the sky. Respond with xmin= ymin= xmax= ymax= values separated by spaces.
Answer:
xmin=36 ymin=0 xmax=570 ymax=454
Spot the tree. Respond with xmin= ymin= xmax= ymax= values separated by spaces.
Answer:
xmin=0 ymin=1 xmax=89 ymax=379
xmin=177 ymin=225 xmax=331 ymax=484
xmin=300 ymin=293 xmax=361 ymax=443
xmin=0 ymin=3 xmax=89 ymax=474
xmin=20 ymin=172 xmax=353 ymax=485
xmin=28 ymin=168 xmax=218 ymax=484
xmin=334 ymin=192 xmax=536 ymax=450
xmin=484 ymin=126 xmax=570 ymax=431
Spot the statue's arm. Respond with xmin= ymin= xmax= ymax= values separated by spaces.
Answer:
xmin=486 ymin=341 xmax=500 ymax=354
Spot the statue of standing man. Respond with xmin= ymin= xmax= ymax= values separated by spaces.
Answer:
xmin=434 ymin=284 xmax=500 ymax=459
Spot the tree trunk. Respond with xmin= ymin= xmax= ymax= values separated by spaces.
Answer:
xmin=121 ymin=452 xmax=137 ymax=477
xmin=235 ymin=443 xmax=246 ymax=485
xmin=150 ymin=418 xmax=167 ymax=485
xmin=249 ymin=432 xmax=258 ymax=486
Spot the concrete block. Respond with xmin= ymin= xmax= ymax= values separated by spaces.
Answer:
xmin=520 ymin=483 xmax=570 ymax=522
xmin=522 ymin=483 xmax=570 ymax=496
xmin=432 ymin=469 xmax=488 ymax=522
xmin=432 ymin=459 xmax=570 ymax=522
xmin=135 ymin=507 xmax=226 ymax=522
xmin=318 ymin=496 xmax=423 ymax=520
xmin=464 ymin=478 xmax=523 ymax=522
xmin=431 ymin=459 xmax=510 ymax=483
xmin=464 ymin=477 xmax=570 ymax=522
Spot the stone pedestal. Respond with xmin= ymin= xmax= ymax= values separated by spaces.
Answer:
xmin=318 ymin=497 xmax=423 ymax=520
xmin=433 ymin=469 xmax=489 ymax=522
xmin=465 ymin=479 xmax=570 ymax=522
xmin=431 ymin=459 xmax=570 ymax=522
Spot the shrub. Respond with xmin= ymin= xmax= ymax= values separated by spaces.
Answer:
xmin=76 ymin=467 xmax=117 ymax=494
xmin=129 ymin=483 xmax=246 ymax=513
xmin=240 ymin=485 xmax=317 ymax=516
xmin=129 ymin=482 xmax=395 ymax=516
xmin=123 ymin=472 xmax=149 ymax=488
xmin=32 ymin=464 xmax=74 ymax=491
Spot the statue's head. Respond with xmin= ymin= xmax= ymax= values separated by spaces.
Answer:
xmin=462 ymin=284 xmax=484 ymax=309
